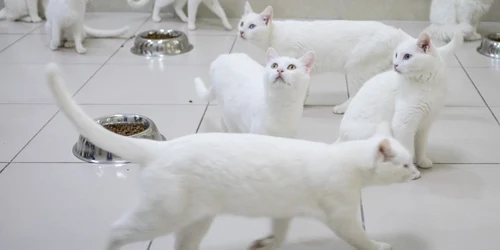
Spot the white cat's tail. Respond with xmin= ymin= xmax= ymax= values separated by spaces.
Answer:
xmin=436 ymin=31 xmax=463 ymax=58
xmin=194 ymin=77 xmax=215 ymax=102
xmin=0 ymin=8 xmax=6 ymax=20
xmin=84 ymin=25 xmax=130 ymax=38
xmin=425 ymin=23 xmax=470 ymax=43
xmin=127 ymin=0 xmax=150 ymax=8
xmin=46 ymin=63 xmax=160 ymax=164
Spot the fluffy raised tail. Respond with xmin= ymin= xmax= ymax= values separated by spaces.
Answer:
xmin=0 ymin=8 xmax=6 ymax=20
xmin=425 ymin=23 xmax=471 ymax=43
xmin=436 ymin=31 xmax=463 ymax=58
xmin=127 ymin=0 xmax=151 ymax=8
xmin=194 ymin=77 xmax=215 ymax=102
xmin=46 ymin=63 xmax=160 ymax=164
xmin=84 ymin=25 xmax=129 ymax=38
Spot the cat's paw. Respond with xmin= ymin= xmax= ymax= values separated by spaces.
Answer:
xmin=49 ymin=42 xmax=59 ymax=51
xmin=412 ymin=170 xmax=421 ymax=180
xmin=374 ymin=241 xmax=392 ymax=250
xmin=76 ymin=47 xmax=87 ymax=54
xmin=223 ymin=22 xmax=233 ymax=30
xmin=416 ymin=156 xmax=433 ymax=169
xmin=188 ymin=23 xmax=196 ymax=31
xmin=30 ymin=16 xmax=43 ymax=23
xmin=332 ymin=104 xmax=347 ymax=114
xmin=63 ymin=41 xmax=75 ymax=48
xmin=152 ymin=16 xmax=161 ymax=22
xmin=465 ymin=32 xmax=482 ymax=41
xmin=248 ymin=235 xmax=275 ymax=250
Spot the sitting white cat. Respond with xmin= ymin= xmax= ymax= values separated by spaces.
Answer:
xmin=238 ymin=2 xmax=413 ymax=114
xmin=127 ymin=0 xmax=232 ymax=30
xmin=45 ymin=0 xmax=129 ymax=54
xmin=338 ymin=32 xmax=463 ymax=170
xmin=194 ymin=48 xmax=314 ymax=138
xmin=425 ymin=0 xmax=495 ymax=41
xmin=46 ymin=62 xmax=419 ymax=250
xmin=0 ymin=0 xmax=47 ymax=23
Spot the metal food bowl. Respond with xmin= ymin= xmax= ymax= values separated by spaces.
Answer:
xmin=72 ymin=114 xmax=166 ymax=164
xmin=477 ymin=33 xmax=500 ymax=59
xmin=130 ymin=29 xmax=193 ymax=57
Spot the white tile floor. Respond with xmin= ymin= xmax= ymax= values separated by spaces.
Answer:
xmin=0 ymin=13 xmax=500 ymax=250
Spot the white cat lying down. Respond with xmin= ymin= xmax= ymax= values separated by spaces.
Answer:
xmin=46 ymin=63 xmax=419 ymax=250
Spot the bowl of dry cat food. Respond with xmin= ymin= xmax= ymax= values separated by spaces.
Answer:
xmin=477 ymin=32 xmax=500 ymax=59
xmin=130 ymin=29 xmax=193 ymax=57
xmin=72 ymin=114 xmax=166 ymax=164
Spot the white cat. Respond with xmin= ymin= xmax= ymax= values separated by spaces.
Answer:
xmin=425 ymin=0 xmax=495 ymax=41
xmin=46 ymin=62 xmax=419 ymax=250
xmin=238 ymin=2 xmax=413 ymax=114
xmin=194 ymin=48 xmax=314 ymax=138
xmin=338 ymin=32 xmax=463 ymax=170
xmin=45 ymin=0 xmax=129 ymax=54
xmin=127 ymin=0 xmax=232 ymax=30
xmin=0 ymin=0 xmax=48 ymax=23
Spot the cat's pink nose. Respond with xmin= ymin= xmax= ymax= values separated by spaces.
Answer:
xmin=240 ymin=31 xmax=244 ymax=36
xmin=393 ymin=64 xmax=398 ymax=69
xmin=277 ymin=69 xmax=284 ymax=74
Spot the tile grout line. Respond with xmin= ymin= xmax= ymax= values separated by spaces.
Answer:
xmin=195 ymin=103 xmax=211 ymax=133
xmin=0 ymin=23 xmax=41 ymax=54
xmin=455 ymin=53 xmax=500 ymax=126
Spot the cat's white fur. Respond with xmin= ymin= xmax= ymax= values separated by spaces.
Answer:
xmin=127 ymin=0 xmax=232 ymax=30
xmin=45 ymin=0 xmax=129 ymax=54
xmin=194 ymin=48 xmax=315 ymax=138
xmin=338 ymin=32 xmax=463 ymax=171
xmin=238 ymin=2 xmax=412 ymax=114
xmin=46 ymin=62 xmax=420 ymax=250
xmin=425 ymin=0 xmax=495 ymax=41
xmin=0 ymin=0 xmax=48 ymax=23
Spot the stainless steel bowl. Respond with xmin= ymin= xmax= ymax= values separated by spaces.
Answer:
xmin=72 ymin=114 xmax=166 ymax=164
xmin=477 ymin=33 xmax=500 ymax=59
xmin=130 ymin=29 xmax=193 ymax=57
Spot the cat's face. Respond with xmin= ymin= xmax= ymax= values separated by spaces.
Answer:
xmin=369 ymin=123 xmax=420 ymax=184
xmin=264 ymin=48 xmax=315 ymax=90
xmin=238 ymin=3 xmax=273 ymax=41
xmin=393 ymin=32 xmax=440 ymax=76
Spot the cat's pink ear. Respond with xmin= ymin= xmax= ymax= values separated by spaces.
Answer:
xmin=260 ymin=6 xmax=273 ymax=25
xmin=377 ymin=139 xmax=395 ymax=163
xmin=266 ymin=47 xmax=279 ymax=62
xmin=244 ymin=1 xmax=253 ymax=15
xmin=299 ymin=51 xmax=315 ymax=73
xmin=417 ymin=32 xmax=431 ymax=53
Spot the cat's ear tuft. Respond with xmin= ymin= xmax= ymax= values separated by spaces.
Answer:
xmin=244 ymin=1 xmax=253 ymax=15
xmin=417 ymin=32 xmax=431 ymax=53
xmin=266 ymin=47 xmax=279 ymax=62
xmin=377 ymin=139 xmax=394 ymax=163
xmin=374 ymin=121 xmax=392 ymax=137
xmin=299 ymin=51 xmax=315 ymax=73
xmin=260 ymin=6 xmax=273 ymax=25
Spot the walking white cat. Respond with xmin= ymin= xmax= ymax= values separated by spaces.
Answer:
xmin=195 ymin=48 xmax=314 ymax=138
xmin=45 ymin=0 xmax=129 ymax=54
xmin=127 ymin=0 xmax=232 ymax=30
xmin=238 ymin=2 xmax=412 ymax=114
xmin=0 ymin=0 xmax=47 ymax=23
xmin=338 ymin=32 xmax=463 ymax=170
xmin=46 ymin=62 xmax=420 ymax=250
xmin=425 ymin=0 xmax=495 ymax=41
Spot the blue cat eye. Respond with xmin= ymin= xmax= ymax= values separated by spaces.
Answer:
xmin=249 ymin=24 xmax=256 ymax=29
xmin=403 ymin=54 xmax=412 ymax=60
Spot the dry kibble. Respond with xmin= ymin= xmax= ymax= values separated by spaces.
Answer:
xmin=143 ymin=32 xmax=179 ymax=40
xmin=103 ymin=123 xmax=146 ymax=136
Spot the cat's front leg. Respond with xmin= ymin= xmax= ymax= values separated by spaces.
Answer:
xmin=325 ymin=214 xmax=388 ymax=250
xmin=26 ymin=0 xmax=43 ymax=22
xmin=49 ymin=22 xmax=62 ymax=50
xmin=414 ymin=125 xmax=433 ymax=169
xmin=248 ymin=218 xmax=290 ymax=250
xmin=187 ymin=0 xmax=201 ymax=30
xmin=175 ymin=217 xmax=214 ymax=250
xmin=174 ymin=0 xmax=188 ymax=22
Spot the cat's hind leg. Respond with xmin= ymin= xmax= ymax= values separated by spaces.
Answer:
xmin=248 ymin=218 xmax=290 ymax=250
xmin=202 ymin=0 xmax=233 ymax=30
xmin=174 ymin=216 xmax=214 ymax=250
xmin=152 ymin=0 xmax=175 ymax=22
xmin=26 ymin=0 xmax=43 ymax=22
xmin=187 ymin=0 xmax=202 ymax=30
xmin=174 ymin=0 xmax=188 ymax=22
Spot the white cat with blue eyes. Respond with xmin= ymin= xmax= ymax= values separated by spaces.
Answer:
xmin=238 ymin=2 xmax=413 ymax=114
xmin=195 ymin=48 xmax=314 ymax=138
xmin=338 ymin=32 xmax=463 ymax=171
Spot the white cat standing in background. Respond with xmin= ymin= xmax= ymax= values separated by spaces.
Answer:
xmin=46 ymin=62 xmax=419 ymax=250
xmin=127 ymin=0 xmax=232 ymax=30
xmin=338 ymin=32 xmax=463 ymax=171
xmin=195 ymin=48 xmax=314 ymax=138
xmin=0 ymin=0 xmax=48 ymax=23
xmin=45 ymin=0 xmax=129 ymax=54
xmin=425 ymin=0 xmax=495 ymax=41
xmin=238 ymin=2 xmax=413 ymax=114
